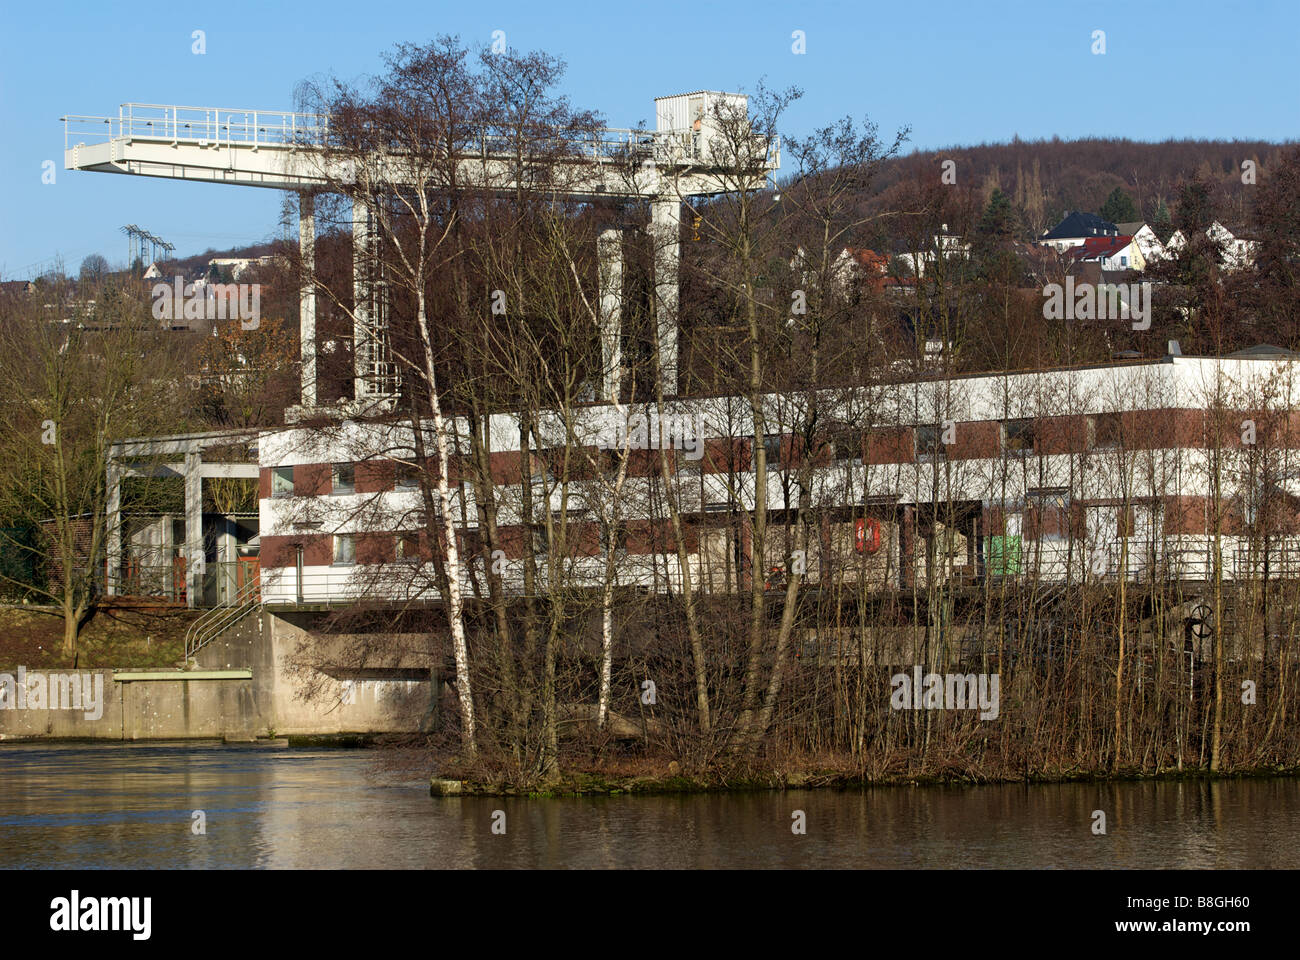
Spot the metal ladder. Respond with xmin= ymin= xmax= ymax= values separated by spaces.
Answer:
xmin=184 ymin=577 xmax=262 ymax=663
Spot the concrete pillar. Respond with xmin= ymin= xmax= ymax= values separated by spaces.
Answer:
xmin=650 ymin=198 xmax=681 ymax=395
xmin=352 ymin=195 xmax=373 ymax=403
xmin=105 ymin=455 xmax=122 ymax=597
xmin=597 ymin=228 xmax=623 ymax=402
xmin=185 ymin=450 xmax=203 ymax=608
xmin=299 ymin=192 xmax=317 ymax=408
xmin=160 ymin=513 xmax=174 ymax=599
xmin=217 ymin=520 xmax=236 ymax=604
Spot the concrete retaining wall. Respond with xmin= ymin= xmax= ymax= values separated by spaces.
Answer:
xmin=0 ymin=669 xmax=258 ymax=740
xmin=0 ymin=610 xmax=436 ymax=740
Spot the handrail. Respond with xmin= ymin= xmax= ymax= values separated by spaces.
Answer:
xmin=184 ymin=576 xmax=262 ymax=661
xmin=62 ymin=103 xmax=781 ymax=170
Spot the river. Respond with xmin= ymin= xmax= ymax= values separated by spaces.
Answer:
xmin=2 ymin=743 xmax=1296 ymax=869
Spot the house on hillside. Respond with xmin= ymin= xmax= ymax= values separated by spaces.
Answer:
xmin=207 ymin=256 xmax=277 ymax=282
xmin=1115 ymin=222 xmax=1166 ymax=263
xmin=814 ymin=246 xmax=917 ymax=295
xmin=1066 ymin=235 xmax=1144 ymax=272
xmin=895 ymin=224 xmax=971 ymax=277
xmin=1209 ymin=222 xmax=1259 ymax=270
xmin=0 ymin=279 xmax=36 ymax=298
xmin=831 ymin=247 xmax=890 ymax=290
xmin=1037 ymin=212 xmax=1120 ymax=252
xmin=1164 ymin=221 xmax=1259 ymax=271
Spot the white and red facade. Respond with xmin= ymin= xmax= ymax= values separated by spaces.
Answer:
xmin=254 ymin=354 xmax=1300 ymax=608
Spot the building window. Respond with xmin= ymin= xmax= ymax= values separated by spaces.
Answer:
xmin=1002 ymin=419 xmax=1035 ymax=456
xmin=333 ymin=534 xmax=355 ymax=565
xmin=758 ymin=434 xmax=782 ymax=470
xmin=603 ymin=447 xmax=627 ymax=472
xmin=831 ymin=430 xmax=859 ymax=462
xmin=396 ymin=532 xmax=419 ymax=561
xmin=1029 ymin=489 xmax=1070 ymax=541
xmin=1092 ymin=412 xmax=1122 ymax=449
xmin=395 ymin=463 xmax=420 ymax=490
xmin=271 ymin=466 xmax=294 ymax=498
xmin=600 ymin=523 xmax=627 ymax=555
xmin=915 ymin=425 xmax=947 ymax=462
xmin=1120 ymin=256 xmax=1128 ymax=267
xmin=332 ymin=463 xmax=355 ymax=495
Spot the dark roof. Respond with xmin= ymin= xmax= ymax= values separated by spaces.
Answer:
xmin=1041 ymin=211 xmax=1120 ymax=241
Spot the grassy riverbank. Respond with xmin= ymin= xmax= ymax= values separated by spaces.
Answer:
xmin=425 ymin=753 xmax=1300 ymax=797
xmin=0 ymin=604 xmax=190 ymax=668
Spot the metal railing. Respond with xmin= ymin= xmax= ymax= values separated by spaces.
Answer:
xmin=63 ymin=104 xmax=330 ymax=151
xmin=981 ymin=537 xmax=1300 ymax=584
xmin=184 ymin=575 xmax=262 ymax=662
xmin=62 ymin=103 xmax=781 ymax=169
xmin=1232 ymin=544 xmax=1300 ymax=578
xmin=99 ymin=561 xmax=186 ymax=603
xmin=244 ymin=536 xmax=1300 ymax=609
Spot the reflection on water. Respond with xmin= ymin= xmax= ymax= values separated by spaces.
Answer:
xmin=1 ymin=743 xmax=1297 ymax=868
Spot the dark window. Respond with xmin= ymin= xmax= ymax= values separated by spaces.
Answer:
xmin=915 ymin=425 xmax=947 ymax=461
xmin=603 ymin=447 xmax=627 ymax=472
xmin=1093 ymin=413 xmax=1122 ymax=449
xmin=703 ymin=493 xmax=734 ymax=512
xmin=759 ymin=434 xmax=782 ymax=470
xmin=831 ymin=431 xmax=859 ymax=462
xmin=395 ymin=463 xmax=420 ymax=490
xmin=600 ymin=523 xmax=627 ymax=554
xmin=1003 ymin=419 xmax=1035 ymax=455
xmin=396 ymin=532 xmax=420 ymax=561
xmin=332 ymin=463 xmax=355 ymax=495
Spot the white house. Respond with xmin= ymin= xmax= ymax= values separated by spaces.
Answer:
xmin=1164 ymin=222 xmax=1258 ymax=271
xmin=1115 ymin=222 xmax=1166 ymax=264
xmin=1066 ymin=235 xmax=1143 ymax=272
xmin=896 ymin=224 xmax=971 ymax=277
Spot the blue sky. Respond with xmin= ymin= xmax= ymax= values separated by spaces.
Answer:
xmin=2 ymin=0 xmax=1296 ymax=279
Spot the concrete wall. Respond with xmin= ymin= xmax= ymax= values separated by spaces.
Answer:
xmin=0 ymin=609 xmax=436 ymax=740
xmin=263 ymin=611 xmax=435 ymax=735
xmin=0 ymin=669 xmax=258 ymax=740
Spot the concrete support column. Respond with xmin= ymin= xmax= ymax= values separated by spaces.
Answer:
xmin=597 ymin=228 xmax=623 ymax=402
xmin=185 ymin=450 xmax=203 ymax=608
xmin=105 ymin=455 xmax=122 ymax=597
xmin=299 ymin=192 xmax=317 ymax=408
xmin=160 ymin=514 xmax=174 ymax=598
xmin=352 ymin=195 xmax=374 ymax=403
xmin=217 ymin=520 xmax=236 ymax=604
xmin=650 ymin=198 xmax=681 ymax=395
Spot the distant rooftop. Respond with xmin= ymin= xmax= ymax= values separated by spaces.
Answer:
xmin=1041 ymin=211 xmax=1120 ymax=241
xmin=1227 ymin=344 xmax=1300 ymax=359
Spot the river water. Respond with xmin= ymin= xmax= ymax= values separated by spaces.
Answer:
xmin=1 ymin=743 xmax=1296 ymax=869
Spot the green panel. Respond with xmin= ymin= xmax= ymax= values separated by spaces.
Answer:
xmin=986 ymin=535 xmax=1022 ymax=575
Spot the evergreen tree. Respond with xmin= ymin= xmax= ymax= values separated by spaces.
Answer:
xmin=1151 ymin=198 xmax=1172 ymax=241
xmin=1099 ymin=187 xmax=1138 ymax=224
xmin=978 ymin=188 xmax=1017 ymax=240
